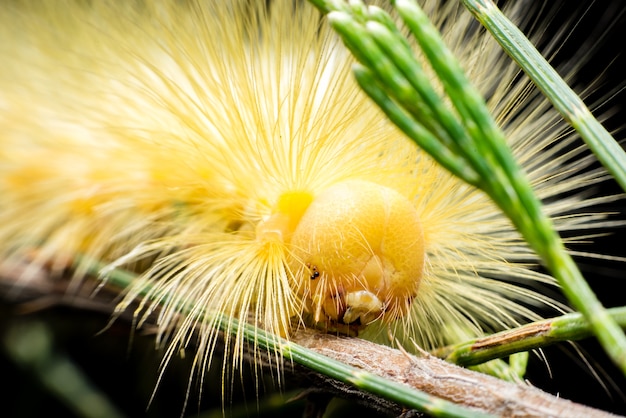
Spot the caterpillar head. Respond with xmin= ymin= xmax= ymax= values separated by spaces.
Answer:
xmin=284 ymin=180 xmax=425 ymax=332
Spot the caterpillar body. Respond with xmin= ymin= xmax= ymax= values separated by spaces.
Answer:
xmin=0 ymin=0 xmax=622 ymax=414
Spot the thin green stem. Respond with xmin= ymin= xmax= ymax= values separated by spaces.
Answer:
xmin=434 ymin=307 xmax=626 ymax=367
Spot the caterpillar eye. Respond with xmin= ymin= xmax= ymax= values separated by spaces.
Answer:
xmin=309 ymin=265 xmax=320 ymax=280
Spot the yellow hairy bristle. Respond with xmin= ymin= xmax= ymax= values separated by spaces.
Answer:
xmin=0 ymin=0 xmax=622 ymax=413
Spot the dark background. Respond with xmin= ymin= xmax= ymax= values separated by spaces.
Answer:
xmin=523 ymin=1 xmax=626 ymax=416
xmin=1 ymin=1 xmax=625 ymax=417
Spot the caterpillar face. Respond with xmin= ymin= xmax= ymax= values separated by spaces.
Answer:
xmin=262 ymin=180 xmax=425 ymax=331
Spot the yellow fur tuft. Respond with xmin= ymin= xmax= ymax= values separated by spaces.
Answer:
xmin=0 ymin=0 xmax=620 ymax=409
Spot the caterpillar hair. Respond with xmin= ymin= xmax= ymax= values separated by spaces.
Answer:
xmin=0 ymin=0 xmax=624 ymax=416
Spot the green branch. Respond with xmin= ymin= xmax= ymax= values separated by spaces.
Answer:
xmin=435 ymin=307 xmax=626 ymax=367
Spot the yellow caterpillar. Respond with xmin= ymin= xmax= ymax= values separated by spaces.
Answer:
xmin=0 ymin=0 xmax=621 ymax=412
